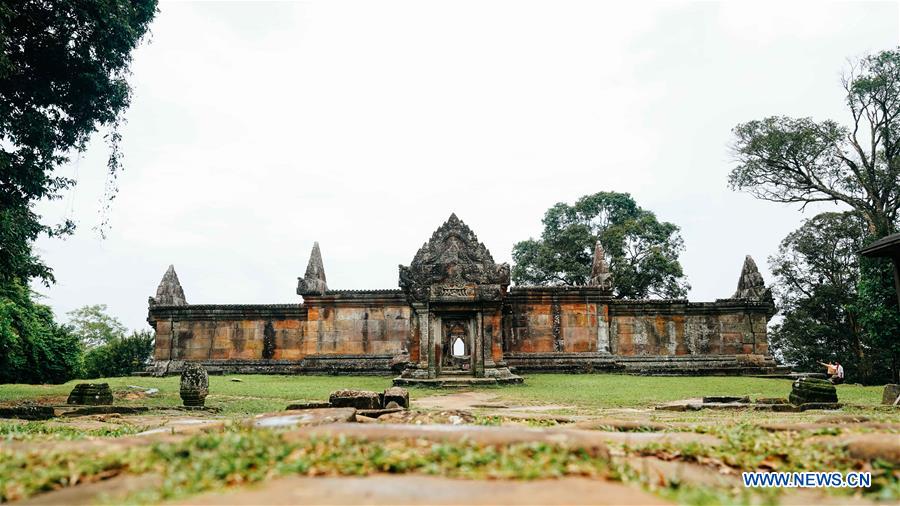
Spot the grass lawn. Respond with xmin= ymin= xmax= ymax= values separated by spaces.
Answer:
xmin=493 ymin=374 xmax=884 ymax=409
xmin=0 ymin=373 xmax=886 ymax=414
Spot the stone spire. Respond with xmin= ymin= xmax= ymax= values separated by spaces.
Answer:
xmin=588 ymin=240 xmax=614 ymax=291
xmin=297 ymin=242 xmax=328 ymax=295
xmin=732 ymin=255 xmax=769 ymax=299
xmin=151 ymin=265 xmax=187 ymax=306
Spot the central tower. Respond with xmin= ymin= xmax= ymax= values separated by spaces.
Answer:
xmin=395 ymin=214 xmax=522 ymax=385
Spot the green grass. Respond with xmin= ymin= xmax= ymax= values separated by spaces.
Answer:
xmin=490 ymin=374 xmax=885 ymax=411
xmin=0 ymin=374 xmax=887 ymax=415
xmin=0 ymin=375 xmax=394 ymax=415
xmin=0 ymin=421 xmax=144 ymax=441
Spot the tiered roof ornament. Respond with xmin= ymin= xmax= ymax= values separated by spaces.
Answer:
xmin=588 ymin=240 xmax=614 ymax=293
xmin=297 ymin=242 xmax=328 ymax=296
xmin=150 ymin=265 xmax=187 ymax=306
xmin=399 ymin=213 xmax=510 ymax=303
xmin=732 ymin=255 xmax=771 ymax=300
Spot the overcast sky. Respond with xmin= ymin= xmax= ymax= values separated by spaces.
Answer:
xmin=32 ymin=0 xmax=900 ymax=330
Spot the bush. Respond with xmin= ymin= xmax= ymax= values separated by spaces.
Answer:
xmin=82 ymin=331 xmax=154 ymax=378
xmin=0 ymin=280 xmax=83 ymax=384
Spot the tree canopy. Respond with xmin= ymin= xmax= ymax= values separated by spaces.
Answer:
xmin=768 ymin=211 xmax=899 ymax=383
xmin=511 ymin=192 xmax=689 ymax=299
xmin=0 ymin=0 xmax=158 ymax=286
xmin=66 ymin=304 xmax=128 ymax=349
xmin=729 ymin=48 xmax=900 ymax=237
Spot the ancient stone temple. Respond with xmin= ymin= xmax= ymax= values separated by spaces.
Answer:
xmin=148 ymin=214 xmax=778 ymax=384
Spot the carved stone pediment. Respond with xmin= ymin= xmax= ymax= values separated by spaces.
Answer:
xmin=399 ymin=214 xmax=510 ymax=303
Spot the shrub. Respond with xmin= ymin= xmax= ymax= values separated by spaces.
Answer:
xmin=82 ymin=331 xmax=155 ymax=378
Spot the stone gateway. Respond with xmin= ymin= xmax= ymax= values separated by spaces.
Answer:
xmin=147 ymin=214 xmax=778 ymax=384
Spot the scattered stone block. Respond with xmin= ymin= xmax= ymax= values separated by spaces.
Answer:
xmin=845 ymin=434 xmax=900 ymax=464
xmin=882 ymin=384 xmax=900 ymax=405
xmin=789 ymin=377 xmax=837 ymax=405
xmin=0 ymin=405 xmax=55 ymax=420
xmin=817 ymin=415 xmax=869 ymax=424
xmin=251 ymin=408 xmax=357 ymax=428
xmin=702 ymin=396 xmax=750 ymax=404
xmin=180 ymin=363 xmax=209 ymax=407
xmin=61 ymin=406 xmax=149 ymax=417
xmin=329 ymin=390 xmax=381 ymax=409
xmin=357 ymin=407 xmax=405 ymax=418
xmin=768 ymin=404 xmax=801 ymax=413
xmin=382 ymin=387 xmax=409 ymax=409
xmin=285 ymin=401 xmax=332 ymax=410
xmin=800 ymin=402 xmax=843 ymax=411
xmin=755 ymin=397 xmax=788 ymax=404
xmin=67 ymin=383 xmax=113 ymax=405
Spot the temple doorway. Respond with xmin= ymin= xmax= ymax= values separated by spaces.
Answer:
xmin=441 ymin=319 xmax=471 ymax=373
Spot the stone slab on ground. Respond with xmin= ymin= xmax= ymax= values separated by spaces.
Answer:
xmin=378 ymin=409 xmax=476 ymax=425
xmin=843 ymin=434 xmax=900 ymax=464
xmin=759 ymin=421 xmax=900 ymax=432
xmin=284 ymin=423 xmax=611 ymax=456
xmin=285 ymin=401 xmax=332 ymax=410
xmin=18 ymin=474 xmax=162 ymax=506
xmin=136 ymin=419 xmax=227 ymax=436
xmin=251 ymin=408 xmax=357 ymax=428
xmin=0 ymin=405 xmax=55 ymax=420
xmin=574 ymin=419 xmax=673 ymax=432
xmin=701 ymin=396 xmax=750 ymax=404
xmin=284 ymin=423 xmax=722 ymax=453
xmin=176 ymin=475 xmax=669 ymax=505
xmin=357 ymin=407 xmax=405 ymax=418
xmin=60 ymin=406 xmax=149 ymax=417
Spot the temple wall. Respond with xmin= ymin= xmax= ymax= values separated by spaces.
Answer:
xmin=149 ymin=289 xmax=773 ymax=375
xmin=502 ymin=288 xmax=603 ymax=354
xmin=301 ymin=292 xmax=412 ymax=356
xmin=608 ymin=301 xmax=769 ymax=356
xmin=503 ymin=288 xmax=771 ymax=357
xmin=149 ymin=291 xmax=413 ymax=365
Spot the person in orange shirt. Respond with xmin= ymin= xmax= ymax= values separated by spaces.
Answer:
xmin=819 ymin=361 xmax=844 ymax=384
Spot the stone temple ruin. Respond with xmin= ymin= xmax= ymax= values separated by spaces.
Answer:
xmin=147 ymin=214 xmax=778 ymax=385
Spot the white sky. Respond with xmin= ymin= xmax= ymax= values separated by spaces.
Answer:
xmin=32 ymin=0 xmax=900 ymax=330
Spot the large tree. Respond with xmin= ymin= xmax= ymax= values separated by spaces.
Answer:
xmin=732 ymin=49 xmax=900 ymax=383
xmin=730 ymin=48 xmax=900 ymax=237
xmin=769 ymin=212 xmax=899 ymax=383
xmin=768 ymin=213 xmax=867 ymax=379
xmin=0 ymin=0 xmax=158 ymax=286
xmin=512 ymin=192 xmax=689 ymax=298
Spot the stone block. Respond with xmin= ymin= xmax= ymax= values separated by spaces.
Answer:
xmin=0 ymin=405 xmax=55 ymax=420
xmin=789 ymin=377 xmax=837 ymax=405
xmin=180 ymin=363 xmax=209 ymax=407
xmin=329 ymin=390 xmax=382 ymax=409
xmin=382 ymin=387 xmax=409 ymax=409
xmin=702 ymin=396 xmax=750 ymax=404
xmin=67 ymin=383 xmax=114 ymax=405
xmin=883 ymin=384 xmax=900 ymax=405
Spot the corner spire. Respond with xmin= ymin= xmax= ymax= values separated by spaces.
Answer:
xmin=151 ymin=265 xmax=187 ymax=306
xmin=588 ymin=240 xmax=614 ymax=292
xmin=732 ymin=255 xmax=770 ymax=299
xmin=297 ymin=242 xmax=328 ymax=295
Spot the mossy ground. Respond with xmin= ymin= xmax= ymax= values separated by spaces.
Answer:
xmin=0 ymin=374 xmax=896 ymax=504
